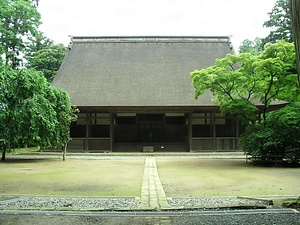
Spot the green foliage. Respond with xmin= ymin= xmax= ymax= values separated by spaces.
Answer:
xmin=191 ymin=41 xmax=297 ymax=124
xmin=191 ymin=53 xmax=256 ymax=104
xmin=266 ymin=102 xmax=300 ymax=162
xmin=239 ymin=124 xmax=278 ymax=156
xmin=0 ymin=1 xmax=72 ymax=160
xmin=239 ymin=38 xmax=263 ymax=55
xmin=0 ymin=65 xmax=77 ymax=160
xmin=258 ymin=41 xmax=297 ymax=102
xmin=0 ymin=0 xmax=41 ymax=68
xmin=46 ymin=86 xmax=78 ymax=148
xmin=263 ymin=0 xmax=292 ymax=44
xmin=239 ymin=0 xmax=293 ymax=57
xmin=24 ymin=32 xmax=66 ymax=82
xmin=24 ymin=31 xmax=54 ymax=66
xmin=28 ymin=44 xmax=66 ymax=82
xmin=240 ymin=103 xmax=300 ymax=163
xmin=220 ymin=99 xmax=257 ymax=124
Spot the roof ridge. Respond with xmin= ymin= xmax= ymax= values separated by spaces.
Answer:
xmin=70 ymin=36 xmax=231 ymax=44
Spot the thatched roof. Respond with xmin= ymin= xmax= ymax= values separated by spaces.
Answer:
xmin=52 ymin=36 xmax=233 ymax=109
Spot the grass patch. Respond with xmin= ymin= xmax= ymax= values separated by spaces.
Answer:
xmin=0 ymin=159 xmax=144 ymax=197
xmin=157 ymin=159 xmax=300 ymax=197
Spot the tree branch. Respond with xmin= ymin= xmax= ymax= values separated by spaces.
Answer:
xmin=263 ymin=73 xmax=275 ymax=126
xmin=247 ymin=73 xmax=257 ymax=100
xmin=216 ymin=81 xmax=235 ymax=102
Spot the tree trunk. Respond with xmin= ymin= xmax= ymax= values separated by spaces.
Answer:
xmin=290 ymin=0 xmax=300 ymax=87
xmin=2 ymin=149 xmax=6 ymax=161
xmin=62 ymin=143 xmax=67 ymax=161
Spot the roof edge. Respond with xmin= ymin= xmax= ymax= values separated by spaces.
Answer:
xmin=70 ymin=36 xmax=232 ymax=44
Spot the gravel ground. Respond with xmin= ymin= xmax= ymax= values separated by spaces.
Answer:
xmin=0 ymin=196 xmax=268 ymax=210
xmin=168 ymin=197 xmax=268 ymax=208
xmin=0 ymin=196 xmax=140 ymax=210
xmin=6 ymin=152 xmax=246 ymax=160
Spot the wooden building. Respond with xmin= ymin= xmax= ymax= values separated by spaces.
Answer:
xmin=52 ymin=36 xmax=254 ymax=152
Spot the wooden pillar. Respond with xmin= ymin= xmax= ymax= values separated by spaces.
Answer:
xmin=212 ymin=112 xmax=216 ymax=151
xmin=235 ymin=116 xmax=240 ymax=150
xmin=135 ymin=114 xmax=139 ymax=142
xmin=110 ymin=113 xmax=114 ymax=152
xmin=163 ymin=114 xmax=166 ymax=142
xmin=188 ymin=112 xmax=192 ymax=152
xmin=85 ymin=113 xmax=90 ymax=152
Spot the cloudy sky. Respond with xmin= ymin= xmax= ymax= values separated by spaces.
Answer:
xmin=38 ymin=0 xmax=277 ymax=51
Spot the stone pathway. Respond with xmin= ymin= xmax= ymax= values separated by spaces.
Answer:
xmin=139 ymin=156 xmax=170 ymax=209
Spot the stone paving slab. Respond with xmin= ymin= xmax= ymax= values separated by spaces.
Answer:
xmin=139 ymin=157 xmax=171 ymax=209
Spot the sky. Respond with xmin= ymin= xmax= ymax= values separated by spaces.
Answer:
xmin=38 ymin=0 xmax=277 ymax=51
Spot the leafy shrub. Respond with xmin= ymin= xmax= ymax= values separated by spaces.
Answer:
xmin=239 ymin=103 xmax=300 ymax=163
xmin=240 ymin=124 xmax=281 ymax=156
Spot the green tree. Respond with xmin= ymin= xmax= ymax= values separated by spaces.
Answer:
xmin=190 ymin=41 xmax=297 ymax=125
xmin=263 ymin=0 xmax=292 ymax=44
xmin=25 ymin=31 xmax=54 ymax=67
xmin=24 ymin=31 xmax=66 ymax=82
xmin=239 ymin=103 xmax=300 ymax=163
xmin=28 ymin=44 xmax=66 ymax=82
xmin=46 ymin=87 xmax=78 ymax=160
xmin=0 ymin=0 xmax=41 ymax=68
xmin=239 ymin=37 xmax=263 ymax=55
xmin=0 ymin=66 xmax=76 ymax=160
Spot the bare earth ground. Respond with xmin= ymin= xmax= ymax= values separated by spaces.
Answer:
xmin=0 ymin=158 xmax=144 ymax=197
xmin=0 ymin=156 xmax=300 ymax=225
xmin=157 ymin=158 xmax=300 ymax=197
xmin=0 ymin=157 xmax=299 ymax=197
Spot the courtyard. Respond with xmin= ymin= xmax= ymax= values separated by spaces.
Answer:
xmin=0 ymin=153 xmax=299 ymax=210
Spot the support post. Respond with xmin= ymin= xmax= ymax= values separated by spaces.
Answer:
xmin=110 ymin=113 xmax=114 ymax=152
xmin=188 ymin=112 xmax=192 ymax=152
xmin=235 ymin=116 xmax=240 ymax=151
xmin=85 ymin=113 xmax=90 ymax=152
xmin=212 ymin=112 xmax=216 ymax=151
